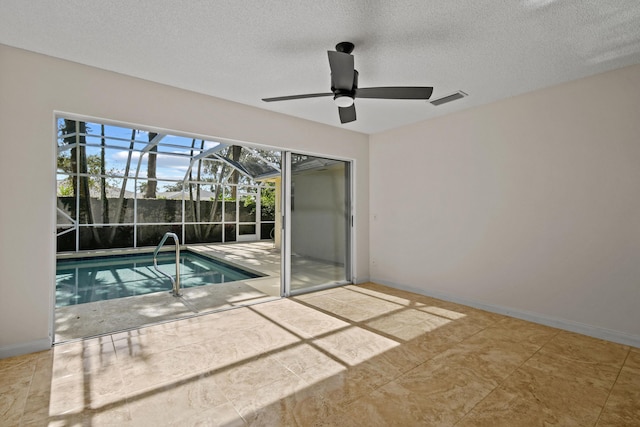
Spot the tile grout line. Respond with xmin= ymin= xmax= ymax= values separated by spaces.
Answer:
xmin=593 ymin=347 xmax=631 ymax=426
xmin=110 ymin=318 xmax=240 ymax=425
xmin=272 ymin=296 xmax=507 ymax=419
xmin=372 ymin=309 xmax=505 ymax=389
xmin=17 ymin=357 xmax=38 ymax=427
xmin=453 ymin=327 xmax=562 ymax=426
xmin=345 ymin=312 xmax=508 ymax=422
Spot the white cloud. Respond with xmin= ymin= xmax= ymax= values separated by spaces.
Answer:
xmin=113 ymin=151 xmax=141 ymax=161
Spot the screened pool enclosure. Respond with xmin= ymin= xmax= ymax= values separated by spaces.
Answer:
xmin=54 ymin=117 xmax=352 ymax=341
xmin=56 ymin=119 xmax=279 ymax=252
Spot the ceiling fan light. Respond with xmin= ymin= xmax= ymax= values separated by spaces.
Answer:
xmin=334 ymin=94 xmax=354 ymax=108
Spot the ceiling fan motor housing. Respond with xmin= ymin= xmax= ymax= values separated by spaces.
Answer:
xmin=335 ymin=41 xmax=355 ymax=54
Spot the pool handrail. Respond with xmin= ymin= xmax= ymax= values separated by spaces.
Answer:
xmin=153 ymin=232 xmax=182 ymax=297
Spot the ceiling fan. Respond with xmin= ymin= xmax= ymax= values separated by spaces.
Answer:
xmin=262 ymin=42 xmax=434 ymax=124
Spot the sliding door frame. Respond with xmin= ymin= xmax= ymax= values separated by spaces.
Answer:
xmin=282 ymin=152 xmax=292 ymax=297
xmin=281 ymin=151 xmax=354 ymax=297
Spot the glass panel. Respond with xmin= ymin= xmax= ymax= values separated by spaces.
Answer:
xmin=137 ymin=179 xmax=182 ymax=200
xmin=79 ymin=225 xmax=134 ymax=250
xmin=140 ymin=150 xmax=191 ymax=181
xmin=238 ymin=154 xmax=279 ymax=177
xmin=78 ymin=145 xmax=142 ymax=177
xmin=136 ymin=180 xmax=182 ymax=223
xmin=56 ymin=209 xmax=74 ymax=226
xmin=77 ymin=177 xmax=135 ymax=224
xmin=56 ymin=169 xmax=73 ymax=192
xmin=57 ymin=150 xmax=75 ymax=174
xmin=136 ymin=225 xmax=182 ymax=247
xmin=224 ymin=187 xmax=236 ymax=221
xmin=57 ymin=174 xmax=75 ymax=224
xmin=185 ymin=224 xmax=223 ymax=244
xmin=76 ymin=176 xmax=100 ymax=224
xmin=57 ymin=118 xmax=77 ymax=148
xmin=218 ymin=146 xmax=281 ymax=179
xmin=184 ymin=183 xmax=223 ymax=222
xmin=187 ymin=158 xmax=227 ymax=183
xmin=249 ymin=148 xmax=281 ymax=175
xmin=155 ymin=180 xmax=185 ymax=196
xmin=261 ymin=223 xmax=275 ymax=241
xmin=239 ymin=224 xmax=256 ymax=235
xmin=290 ymin=155 xmax=349 ymax=292
xmin=239 ymin=192 xmax=256 ymax=223
xmin=102 ymin=178 xmax=136 ymax=224
xmin=83 ymin=122 xmax=149 ymax=144
xmin=224 ymin=224 xmax=236 ymax=242
xmin=137 ymin=197 xmax=181 ymax=223
xmin=56 ymin=228 xmax=76 ymax=252
xmin=260 ymin=186 xmax=276 ymax=221
xmin=58 ymin=125 xmax=144 ymax=175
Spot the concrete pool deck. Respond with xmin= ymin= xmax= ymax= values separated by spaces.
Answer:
xmin=55 ymin=241 xmax=346 ymax=342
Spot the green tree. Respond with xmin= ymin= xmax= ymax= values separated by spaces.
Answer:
xmin=229 ymin=145 xmax=242 ymax=199
xmin=57 ymin=151 xmax=104 ymax=193
xmin=260 ymin=187 xmax=276 ymax=220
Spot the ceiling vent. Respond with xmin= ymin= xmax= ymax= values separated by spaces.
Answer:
xmin=429 ymin=91 xmax=468 ymax=106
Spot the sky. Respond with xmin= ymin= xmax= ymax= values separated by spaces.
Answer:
xmin=57 ymin=119 xmax=223 ymax=192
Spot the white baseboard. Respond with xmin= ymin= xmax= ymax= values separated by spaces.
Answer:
xmin=371 ymin=278 xmax=640 ymax=348
xmin=0 ymin=337 xmax=52 ymax=359
xmin=352 ymin=276 xmax=370 ymax=285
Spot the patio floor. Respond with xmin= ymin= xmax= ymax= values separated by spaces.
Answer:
xmin=55 ymin=241 xmax=347 ymax=342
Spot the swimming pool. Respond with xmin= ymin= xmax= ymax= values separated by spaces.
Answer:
xmin=55 ymin=251 xmax=261 ymax=306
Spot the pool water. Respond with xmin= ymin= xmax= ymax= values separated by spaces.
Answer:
xmin=56 ymin=251 xmax=261 ymax=306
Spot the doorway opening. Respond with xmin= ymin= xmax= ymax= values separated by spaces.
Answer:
xmin=54 ymin=116 xmax=352 ymax=341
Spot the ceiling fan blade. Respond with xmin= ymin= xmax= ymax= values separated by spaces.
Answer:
xmin=328 ymin=51 xmax=354 ymax=90
xmin=262 ymin=92 xmax=333 ymax=102
xmin=355 ymin=86 xmax=433 ymax=100
xmin=338 ymin=105 xmax=356 ymax=124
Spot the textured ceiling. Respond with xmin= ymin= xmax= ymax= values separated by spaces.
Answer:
xmin=1 ymin=0 xmax=640 ymax=134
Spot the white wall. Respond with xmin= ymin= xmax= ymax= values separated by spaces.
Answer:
xmin=370 ymin=64 xmax=640 ymax=346
xmin=0 ymin=44 xmax=369 ymax=358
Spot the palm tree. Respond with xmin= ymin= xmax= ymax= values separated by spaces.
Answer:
xmin=108 ymin=128 xmax=136 ymax=244
xmin=63 ymin=119 xmax=101 ymax=246
xmin=100 ymin=124 xmax=108 ymax=225
xmin=145 ymin=132 xmax=159 ymax=198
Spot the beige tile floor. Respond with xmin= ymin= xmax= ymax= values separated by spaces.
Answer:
xmin=4 ymin=283 xmax=638 ymax=426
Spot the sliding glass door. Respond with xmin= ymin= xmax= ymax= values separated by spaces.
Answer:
xmin=284 ymin=153 xmax=352 ymax=295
